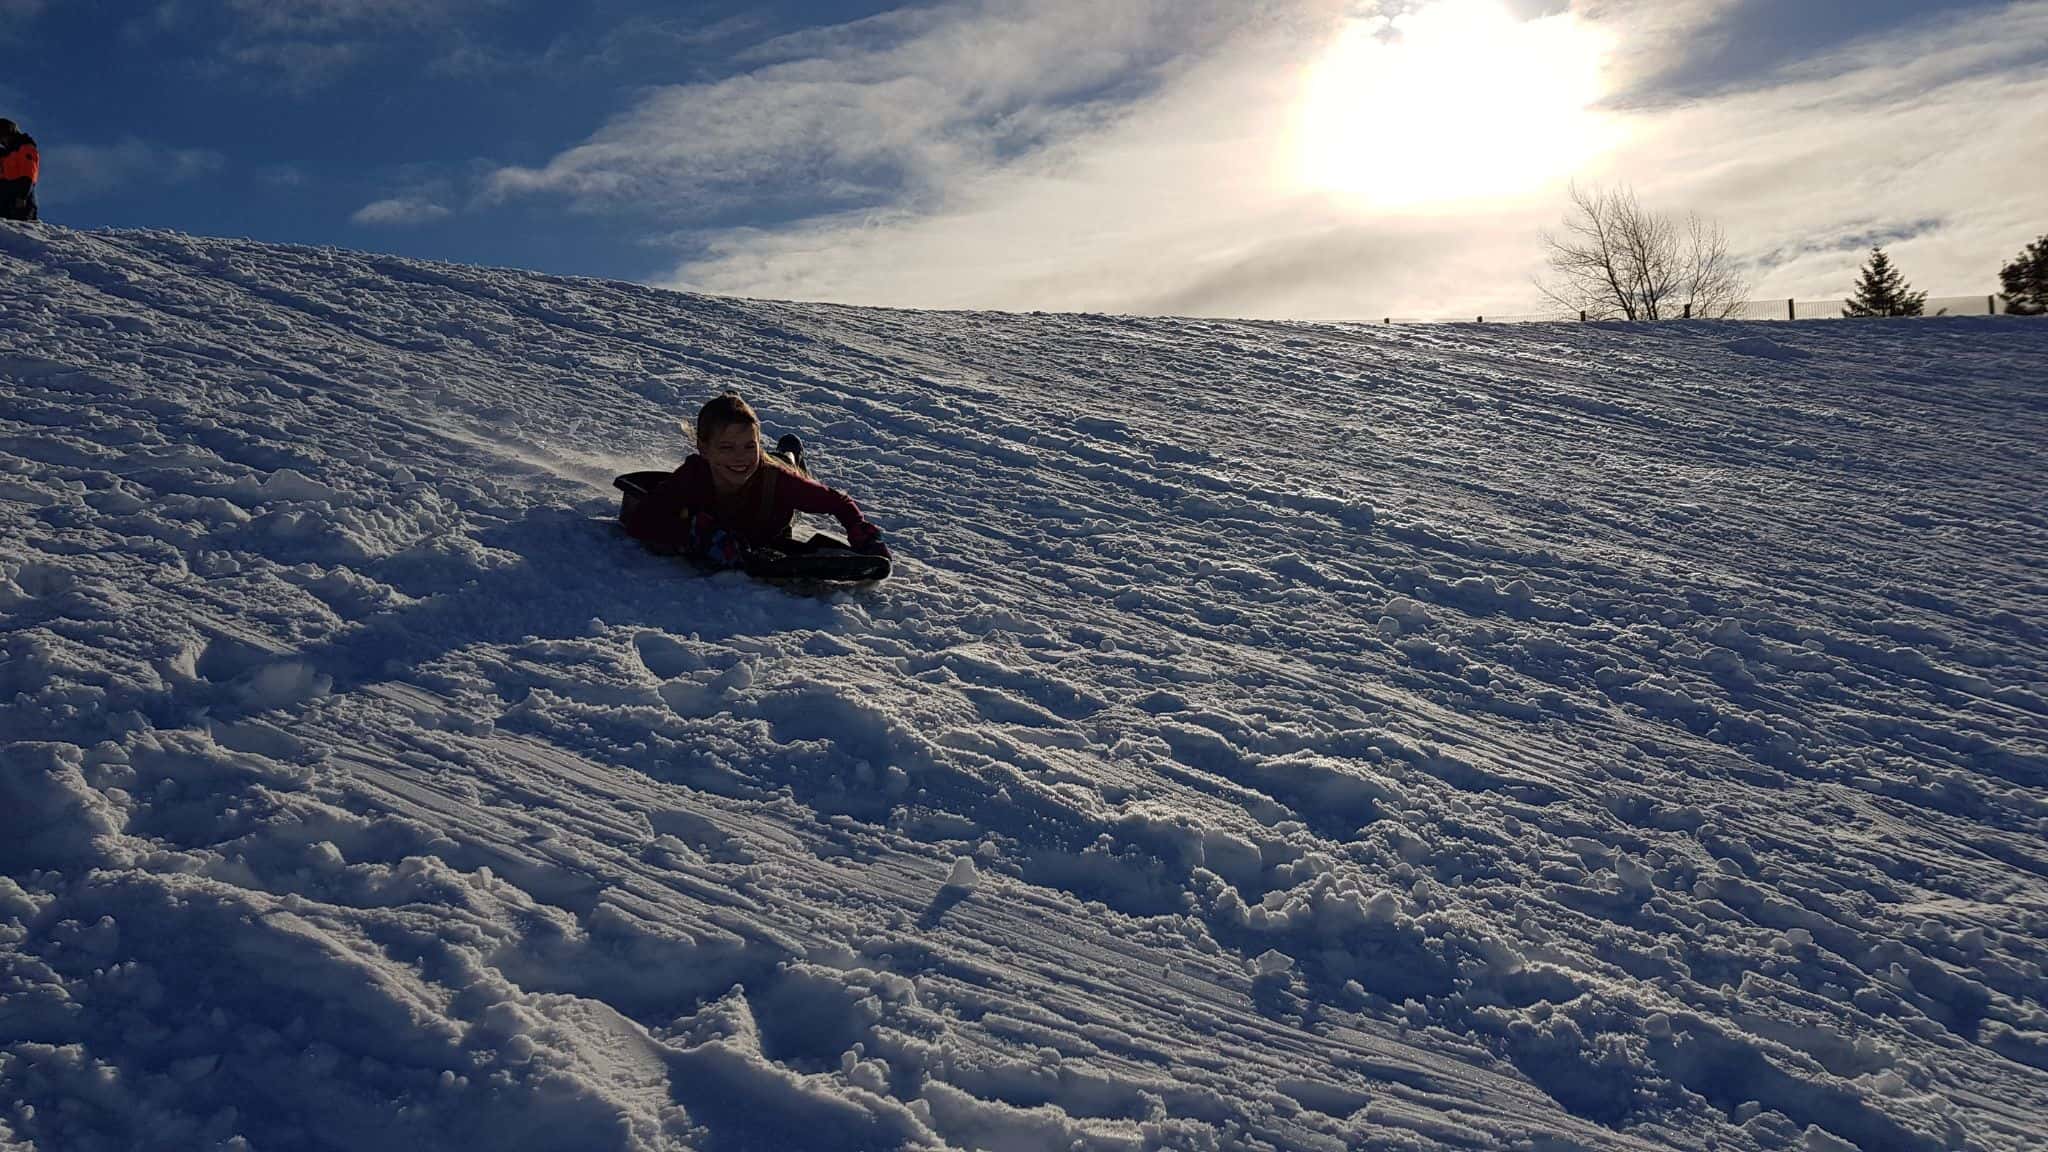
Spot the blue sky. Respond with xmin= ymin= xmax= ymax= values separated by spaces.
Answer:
xmin=3 ymin=1 xmax=916 ymax=280
xmin=3 ymin=0 xmax=2042 ymax=320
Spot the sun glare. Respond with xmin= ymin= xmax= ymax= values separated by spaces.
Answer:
xmin=1289 ymin=0 xmax=1618 ymax=211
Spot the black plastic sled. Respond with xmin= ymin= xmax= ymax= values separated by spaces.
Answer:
xmin=741 ymin=538 xmax=891 ymax=583
xmin=613 ymin=471 xmax=891 ymax=584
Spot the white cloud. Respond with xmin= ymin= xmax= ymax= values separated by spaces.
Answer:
xmin=351 ymin=196 xmax=452 ymax=226
xmin=206 ymin=0 xmax=500 ymax=91
xmin=45 ymin=139 xmax=226 ymax=200
xmin=257 ymin=164 xmax=308 ymax=188
xmin=494 ymin=0 xmax=2048 ymax=320
xmin=226 ymin=39 xmax=362 ymax=95
xmin=1573 ymin=0 xmax=1741 ymax=104
xmin=485 ymin=0 xmax=1272 ymax=213
xmin=637 ymin=0 xmax=1601 ymax=319
xmin=224 ymin=0 xmax=489 ymax=34
xmin=1582 ymin=2 xmax=2048 ymax=300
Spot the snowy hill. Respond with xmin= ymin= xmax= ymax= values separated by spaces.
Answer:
xmin=2 ymin=223 xmax=2045 ymax=1152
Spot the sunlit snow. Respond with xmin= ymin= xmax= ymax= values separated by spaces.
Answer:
xmin=2 ymin=224 xmax=2045 ymax=1152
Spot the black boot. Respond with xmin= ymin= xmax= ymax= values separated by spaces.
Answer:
xmin=775 ymin=434 xmax=806 ymax=475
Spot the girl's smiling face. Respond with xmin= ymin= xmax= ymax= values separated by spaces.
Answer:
xmin=703 ymin=422 xmax=761 ymax=493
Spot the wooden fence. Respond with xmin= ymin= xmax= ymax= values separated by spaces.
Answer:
xmin=1387 ymin=293 xmax=2020 ymax=325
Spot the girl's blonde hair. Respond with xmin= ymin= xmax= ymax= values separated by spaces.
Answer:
xmin=695 ymin=392 xmax=799 ymax=475
xmin=695 ymin=391 xmax=759 ymax=449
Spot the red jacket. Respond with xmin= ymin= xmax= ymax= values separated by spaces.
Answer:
xmin=0 ymin=137 xmax=36 ymax=183
xmin=628 ymin=455 xmax=879 ymax=560
xmin=0 ymin=133 xmax=36 ymax=222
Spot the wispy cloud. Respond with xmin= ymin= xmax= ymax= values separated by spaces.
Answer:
xmin=1591 ymin=1 xmax=2048 ymax=297
xmin=1587 ymin=0 xmax=2023 ymax=106
xmin=579 ymin=11 xmax=763 ymax=71
xmin=351 ymin=195 xmax=451 ymax=226
xmin=197 ymin=0 xmax=501 ymax=92
xmin=224 ymin=39 xmax=363 ymax=95
xmin=46 ymin=139 xmax=226 ymax=200
xmin=486 ymin=0 xmax=1271 ymax=214
xmin=422 ymin=11 xmax=763 ymax=83
xmin=223 ymin=0 xmax=492 ymax=35
xmin=258 ymin=163 xmax=308 ymax=188
xmin=491 ymin=0 xmax=2048 ymax=320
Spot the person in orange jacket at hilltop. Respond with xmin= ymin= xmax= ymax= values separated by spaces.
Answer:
xmin=0 ymin=119 xmax=38 ymax=222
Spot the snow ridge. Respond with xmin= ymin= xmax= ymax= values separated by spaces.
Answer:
xmin=2 ymin=224 xmax=2046 ymax=1152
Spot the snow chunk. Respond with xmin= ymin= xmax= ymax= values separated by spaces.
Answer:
xmin=1381 ymin=597 xmax=1433 ymax=631
xmin=1801 ymin=1124 xmax=1858 ymax=1152
xmin=232 ymin=660 xmax=333 ymax=711
xmin=1362 ymin=890 xmax=1404 ymax=923
xmin=1255 ymin=949 xmax=1295 ymax=976
xmin=0 ymin=743 xmax=130 ymax=870
xmin=1722 ymin=335 xmax=1811 ymax=360
xmin=1616 ymin=854 xmax=1654 ymax=892
xmin=945 ymin=857 xmax=980 ymax=890
xmin=0 ymin=876 xmax=40 ymax=920
xmin=226 ymin=467 xmax=345 ymax=504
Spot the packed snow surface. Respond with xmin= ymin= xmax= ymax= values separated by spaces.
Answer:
xmin=3 ymin=224 xmax=2046 ymax=1152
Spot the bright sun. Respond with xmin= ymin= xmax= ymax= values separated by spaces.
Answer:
xmin=1288 ymin=0 xmax=1619 ymax=211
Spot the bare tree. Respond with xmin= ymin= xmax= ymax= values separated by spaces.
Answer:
xmin=1537 ymin=183 xmax=1748 ymax=320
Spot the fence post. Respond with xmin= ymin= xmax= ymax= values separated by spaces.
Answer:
xmin=1477 ymin=316 xmax=1483 ymax=323
xmin=1579 ymin=310 xmax=1586 ymax=322
xmin=1787 ymin=298 xmax=1795 ymax=321
xmin=1989 ymin=295 xmax=1996 ymax=316
xmin=1683 ymin=303 xmax=1692 ymax=320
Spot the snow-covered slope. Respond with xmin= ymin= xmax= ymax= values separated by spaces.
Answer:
xmin=2 ymin=223 xmax=2045 ymax=1152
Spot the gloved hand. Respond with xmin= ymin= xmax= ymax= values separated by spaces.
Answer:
xmin=846 ymin=522 xmax=892 ymax=561
xmin=846 ymin=520 xmax=886 ymax=553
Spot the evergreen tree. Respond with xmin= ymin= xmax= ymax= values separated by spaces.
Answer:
xmin=1998 ymin=234 xmax=2048 ymax=316
xmin=1843 ymin=246 xmax=1928 ymax=317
